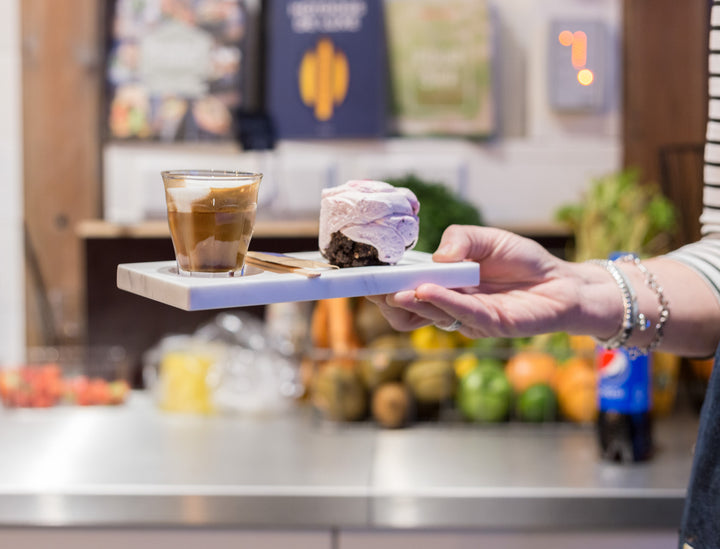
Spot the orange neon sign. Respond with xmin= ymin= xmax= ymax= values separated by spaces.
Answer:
xmin=558 ymin=29 xmax=594 ymax=86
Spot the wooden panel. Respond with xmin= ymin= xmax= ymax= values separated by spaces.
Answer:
xmin=22 ymin=1 xmax=103 ymax=346
xmin=623 ymin=0 xmax=709 ymax=245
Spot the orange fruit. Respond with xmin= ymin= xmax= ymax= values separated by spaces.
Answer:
xmin=410 ymin=325 xmax=457 ymax=354
xmin=690 ymin=357 xmax=714 ymax=382
xmin=568 ymin=335 xmax=597 ymax=356
xmin=554 ymin=355 xmax=593 ymax=395
xmin=555 ymin=358 xmax=597 ymax=423
xmin=505 ymin=351 xmax=558 ymax=394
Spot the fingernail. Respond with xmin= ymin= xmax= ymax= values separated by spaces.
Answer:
xmin=394 ymin=290 xmax=415 ymax=302
xmin=435 ymin=243 xmax=456 ymax=257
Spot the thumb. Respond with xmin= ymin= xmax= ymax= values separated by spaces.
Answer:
xmin=432 ymin=224 xmax=474 ymax=262
xmin=432 ymin=225 xmax=506 ymax=263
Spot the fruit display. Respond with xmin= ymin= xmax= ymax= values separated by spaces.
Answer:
xmin=505 ymin=351 xmax=558 ymax=394
xmin=0 ymin=346 xmax=131 ymax=408
xmin=554 ymin=356 xmax=597 ymax=423
xmin=359 ymin=334 xmax=413 ymax=390
xmin=304 ymin=298 xmax=617 ymax=428
xmin=404 ymin=358 xmax=456 ymax=404
xmin=456 ymin=361 xmax=512 ymax=422
xmin=516 ymin=383 xmax=558 ymax=423
xmin=64 ymin=376 xmax=130 ymax=406
xmin=0 ymin=364 xmax=64 ymax=408
xmin=371 ymin=382 xmax=412 ymax=429
xmin=410 ymin=325 xmax=458 ymax=355
xmin=311 ymin=364 xmax=367 ymax=422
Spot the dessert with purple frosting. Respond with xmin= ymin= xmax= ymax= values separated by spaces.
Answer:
xmin=319 ymin=180 xmax=420 ymax=267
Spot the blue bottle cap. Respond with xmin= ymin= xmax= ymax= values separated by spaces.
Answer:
xmin=609 ymin=251 xmax=638 ymax=261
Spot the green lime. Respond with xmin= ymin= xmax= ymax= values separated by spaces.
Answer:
xmin=516 ymin=383 xmax=558 ymax=422
xmin=476 ymin=357 xmax=505 ymax=371
xmin=456 ymin=364 xmax=513 ymax=423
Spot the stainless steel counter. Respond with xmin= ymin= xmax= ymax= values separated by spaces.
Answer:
xmin=0 ymin=393 xmax=697 ymax=530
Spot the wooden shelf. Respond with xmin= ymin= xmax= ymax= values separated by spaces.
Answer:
xmin=77 ymin=218 xmax=320 ymax=239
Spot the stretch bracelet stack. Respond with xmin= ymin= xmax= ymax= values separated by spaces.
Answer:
xmin=587 ymin=259 xmax=646 ymax=349
xmin=587 ymin=255 xmax=669 ymax=356
xmin=614 ymin=254 xmax=670 ymax=354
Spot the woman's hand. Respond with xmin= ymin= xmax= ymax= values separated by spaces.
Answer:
xmin=366 ymin=225 xmax=616 ymax=340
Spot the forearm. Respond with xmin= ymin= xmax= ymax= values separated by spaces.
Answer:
xmin=370 ymin=226 xmax=720 ymax=353
xmin=576 ymin=256 xmax=720 ymax=357
xmin=627 ymin=257 xmax=720 ymax=356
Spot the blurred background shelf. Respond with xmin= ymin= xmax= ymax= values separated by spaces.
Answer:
xmin=77 ymin=218 xmax=320 ymax=239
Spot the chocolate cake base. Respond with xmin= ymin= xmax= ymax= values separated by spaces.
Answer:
xmin=322 ymin=231 xmax=389 ymax=268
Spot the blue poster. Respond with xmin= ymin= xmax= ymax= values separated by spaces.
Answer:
xmin=266 ymin=0 xmax=387 ymax=139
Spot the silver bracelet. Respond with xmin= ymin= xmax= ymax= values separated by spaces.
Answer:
xmin=586 ymin=259 xmax=646 ymax=349
xmin=614 ymin=255 xmax=670 ymax=354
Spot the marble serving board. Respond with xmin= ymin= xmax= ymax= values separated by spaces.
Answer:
xmin=117 ymin=251 xmax=480 ymax=311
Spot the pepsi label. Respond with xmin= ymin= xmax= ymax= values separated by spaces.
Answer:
xmin=596 ymin=347 xmax=651 ymax=414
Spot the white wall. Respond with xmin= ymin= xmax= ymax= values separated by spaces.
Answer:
xmin=0 ymin=0 xmax=25 ymax=365
xmin=104 ymin=0 xmax=622 ymax=230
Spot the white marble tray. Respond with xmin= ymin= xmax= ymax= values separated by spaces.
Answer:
xmin=116 ymin=251 xmax=480 ymax=311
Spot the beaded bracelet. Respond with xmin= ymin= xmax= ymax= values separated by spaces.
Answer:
xmin=614 ymin=254 xmax=670 ymax=354
xmin=587 ymin=259 xmax=646 ymax=349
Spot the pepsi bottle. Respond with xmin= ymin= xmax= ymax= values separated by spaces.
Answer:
xmin=596 ymin=346 xmax=653 ymax=462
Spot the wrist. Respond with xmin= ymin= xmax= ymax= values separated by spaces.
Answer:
xmin=568 ymin=260 xmax=628 ymax=340
xmin=613 ymin=256 xmax=669 ymax=352
xmin=574 ymin=255 xmax=669 ymax=354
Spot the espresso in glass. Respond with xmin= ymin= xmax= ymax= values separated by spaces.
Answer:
xmin=161 ymin=170 xmax=262 ymax=276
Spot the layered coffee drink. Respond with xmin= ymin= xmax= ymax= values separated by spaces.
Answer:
xmin=162 ymin=170 xmax=262 ymax=276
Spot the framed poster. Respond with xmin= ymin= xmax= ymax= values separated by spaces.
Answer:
xmin=106 ymin=0 xmax=248 ymax=142
xmin=384 ymin=0 xmax=496 ymax=137
xmin=265 ymin=0 xmax=387 ymax=139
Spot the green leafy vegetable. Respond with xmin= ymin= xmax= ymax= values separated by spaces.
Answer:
xmin=555 ymin=168 xmax=677 ymax=262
